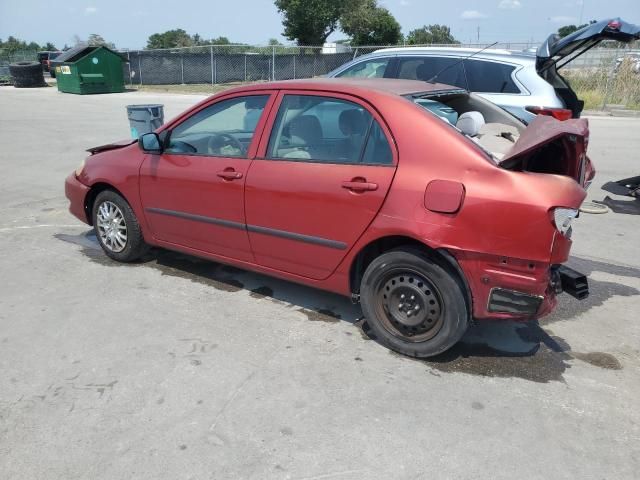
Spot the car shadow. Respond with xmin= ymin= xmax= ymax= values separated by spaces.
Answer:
xmin=56 ymin=230 xmax=625 ymax=382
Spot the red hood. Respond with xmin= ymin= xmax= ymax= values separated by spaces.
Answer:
xmin=87 ymin=138 xmax=136 ymax=155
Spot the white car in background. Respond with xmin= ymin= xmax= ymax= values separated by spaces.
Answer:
xmin=328 ymin=18 xmax=640 ymax=122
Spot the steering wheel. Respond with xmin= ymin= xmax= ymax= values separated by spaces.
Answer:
xmin=167 ymin=140 xmax=197 ymax=154
xmin=207 ymin=133 xmax=245 ymax=156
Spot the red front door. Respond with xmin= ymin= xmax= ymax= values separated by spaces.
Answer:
xmin=244 ymin=91 xmax=397 ymax=280
xmin=139 ymin=93 xmax=275 ymax=262
xmin=140 ymin=153 xmax=252 ymax=261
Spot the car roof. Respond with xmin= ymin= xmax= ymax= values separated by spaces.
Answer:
xmin=223 ymin=78 xmax=462 ymax=98
xmin=368 ymin=46 xmax=536 ymax=65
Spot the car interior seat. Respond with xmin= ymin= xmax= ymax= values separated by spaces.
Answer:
xmin=282 ymin=115 xmax=323 ymax=159
xmin=338 ymin=109 xmax=369 ymax=161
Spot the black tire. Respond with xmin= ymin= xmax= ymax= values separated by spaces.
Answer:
xmin=9 ymin=61 xmax=46 ymax=88
xmin=91 ymin=190 xmax=149 ymax=262
xmin=360 ymin=248 xmax=469 ymax=358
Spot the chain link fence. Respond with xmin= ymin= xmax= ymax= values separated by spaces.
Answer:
xmin=116 ymin=42 xmax=639 ymax=111
xmin=2 ymin=42 xmax=639 ymax=111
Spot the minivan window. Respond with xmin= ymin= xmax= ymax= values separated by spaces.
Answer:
xmin=336 ymin=58 xmax=390 ymax=78
xmin=267 ymin=95 xmax=392 ymax=165
xmin=463 ymin=60 xmax=520 ymax=93
xmin=396 ymin=57 xmax=467 ymax=89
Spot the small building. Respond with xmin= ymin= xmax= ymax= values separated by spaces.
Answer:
xmin=321 ymin=42 xmax=351 ymax=55
xmin=53 ymin=45 xmax=128 ymax=94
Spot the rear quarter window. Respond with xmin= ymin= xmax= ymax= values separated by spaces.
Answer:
xmin=463 ymin=60 xmax=520 ymax=94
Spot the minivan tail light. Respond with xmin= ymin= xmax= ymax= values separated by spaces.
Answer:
xmin=526 ymin=106 xmax=573 ymax=121
xmin=552 ymin=207 xmax=578 ymax=236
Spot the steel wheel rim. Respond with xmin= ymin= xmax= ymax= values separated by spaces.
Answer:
xmin=96 ymin=201 xmax=127 ymax=253
xmin=374 ymin=268 xmax=444 ymax=342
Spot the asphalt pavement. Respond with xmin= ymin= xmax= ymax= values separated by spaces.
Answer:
xmin=1 ymin=85 xmax=639 ymax=480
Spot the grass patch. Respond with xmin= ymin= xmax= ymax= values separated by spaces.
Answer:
xmin=128 ymin=82 xmax=256 ymax=95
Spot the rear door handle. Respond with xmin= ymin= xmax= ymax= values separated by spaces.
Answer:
xmin=342 ymin=180 xmax=378 ymax=192
xmin=217 ymin=169 xmax=243 ymax=180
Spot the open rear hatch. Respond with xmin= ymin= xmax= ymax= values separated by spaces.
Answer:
xmin=536 ymin=18 xmax=640 ymax=118
xmin=498 ymin=115 xmax=591 ymax=188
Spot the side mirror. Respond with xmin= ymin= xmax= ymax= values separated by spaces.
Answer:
xmin=139 ymin=132 xmax=163 ymax=153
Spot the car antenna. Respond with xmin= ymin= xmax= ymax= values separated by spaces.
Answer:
xmin=426 ymin=41 xmax=499 ymax=83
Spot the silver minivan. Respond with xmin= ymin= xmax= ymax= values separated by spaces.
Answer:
xmin=328 ymin=18 xmax=640 ymax=123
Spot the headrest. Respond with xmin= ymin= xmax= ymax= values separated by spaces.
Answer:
xmin=456 ymin=111 xmax=485 ymax=137
xmin=339 ymin=109 xmax=368 ymax=136
xmin=289 ymin=115 xmax=323 ymax=144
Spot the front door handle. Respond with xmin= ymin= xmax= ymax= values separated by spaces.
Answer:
xmin=217 ymin=169 xmax=243 ymax=180
xmin=342 ymin=179 xmax=378 ymax=192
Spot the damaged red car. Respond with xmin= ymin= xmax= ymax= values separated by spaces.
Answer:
xmin=65 ymin=78 xmax=593 ymax=357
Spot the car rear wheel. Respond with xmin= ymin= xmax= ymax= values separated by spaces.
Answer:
xmin=92 ymin=190 xmax=148 ymax=262
xmin=360 ymin=248 xmax=469 ymax=358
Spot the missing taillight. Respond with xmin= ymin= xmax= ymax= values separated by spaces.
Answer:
xmin=526 ymin=106 xmax=573 ymax=121
xmin=552 ymin=207 xmax=578 ymax=236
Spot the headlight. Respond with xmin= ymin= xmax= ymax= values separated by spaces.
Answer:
xmin=552 ymin=208 xmax=578 ymax=236
xmin=75 ymin=158 xmax=86 ymax=177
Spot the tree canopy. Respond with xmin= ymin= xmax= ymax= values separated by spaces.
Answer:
xmin=0 ymin=36 xmax=58 ymax=53
xmin=340 ymin=0 xmax=401 ymax=46
xmin=557 ymin=20 xmax=596 ymax=38
xmin=274 ymin=0 xmax=345 ymax=46
xmin=146 ymin=30 xmax=236 ymax=49
xmin=405 ymin=25 xmax=459 ymax=45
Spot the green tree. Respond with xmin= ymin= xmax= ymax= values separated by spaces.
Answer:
xmin=87 ymin=34 xmax=116 ymax=49
xmin=26 ymin=41 xmax=40 ymax=51
xmin=557 ymin=20 xmax=596 ymax=38
xmin=341 ymin=0 xmax=401 ymax=45
xmin=268 ymin=38 xmax=283 ymax=46
xmin=43 ymin=42 xmax=57 ymax=51
xmin=146 ymin=29 xmax=193 ymax=49
xmin=275 ymin=0 xmax=346 ymax=45
xmin=406 ymin=24 xmax=459 ymax=45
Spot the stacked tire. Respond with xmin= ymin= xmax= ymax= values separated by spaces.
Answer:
xmin=9 ymin=62 xmax=47 ymax=88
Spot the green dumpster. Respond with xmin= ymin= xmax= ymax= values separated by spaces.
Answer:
xmin=52 ymin=45 xmax=127 ymax=94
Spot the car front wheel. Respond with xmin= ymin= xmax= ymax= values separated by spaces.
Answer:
xmin=360 ymin=248 xmax=469 ymax=358
xmin=92 ymin=190 xmax=148 ymax=262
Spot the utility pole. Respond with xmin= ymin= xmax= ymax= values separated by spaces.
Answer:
xmin=477 ymin=26 xmax=480 ymax=43
xmin=579 ymin=0 xmax=585 ymax=25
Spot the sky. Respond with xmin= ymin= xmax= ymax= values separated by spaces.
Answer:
xmin=0 ymin=0 xmax=638 ymax=50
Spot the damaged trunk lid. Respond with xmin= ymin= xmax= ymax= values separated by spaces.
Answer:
xmin=498 ymin=115 xmax=592 ymax=188
xmin=536 ymin=18 xmax=640 ymax=118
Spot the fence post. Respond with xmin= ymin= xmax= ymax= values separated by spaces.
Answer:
xmin=181 ymin=54 xmax=184 ymax=85
xmin=272 ymin=46 xmax=276 ymax=81
xmin=600 ymin=48 xmax=618 ymax=111
xmin=293 ymin=54 xmax=296 ymax=79
xmin=210 ymin=46 xmax=214 ymax=85
xmin=138 ymin=53 xmax=143 ymax=85
xmin=127 ymin=52 xmax=132 ymax=86
xmin=244 ymin=54 xmax=247 ymax=82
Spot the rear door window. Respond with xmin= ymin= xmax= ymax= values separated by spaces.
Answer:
xmin=463 ymin=60 xmax=520 ymax=93
xmin=267 ymin=94 xmax=393 ymax=165
xmin=396 ymin=56 xmax=467 ymax=89
xmin=336 ymin=58 xmax=391 ymax=78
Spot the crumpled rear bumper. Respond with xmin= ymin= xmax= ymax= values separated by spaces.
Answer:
xmin=65 ymin=173 xmax=90 ymax=224
xmin=455 ymin=251 xmax=588 ymax=321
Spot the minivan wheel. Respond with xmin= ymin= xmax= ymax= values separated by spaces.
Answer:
xmin=92 ymin=190 xmax=148 ymax=262
xmin=360 ymin=248 xmax=469 ymax=358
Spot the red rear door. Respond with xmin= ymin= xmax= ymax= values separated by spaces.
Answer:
xmin=244 ymin=91 xmax=397 ymax=280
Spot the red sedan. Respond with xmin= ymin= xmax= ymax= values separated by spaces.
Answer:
xmin=65 ymin=78 xmax=592 ymax=358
